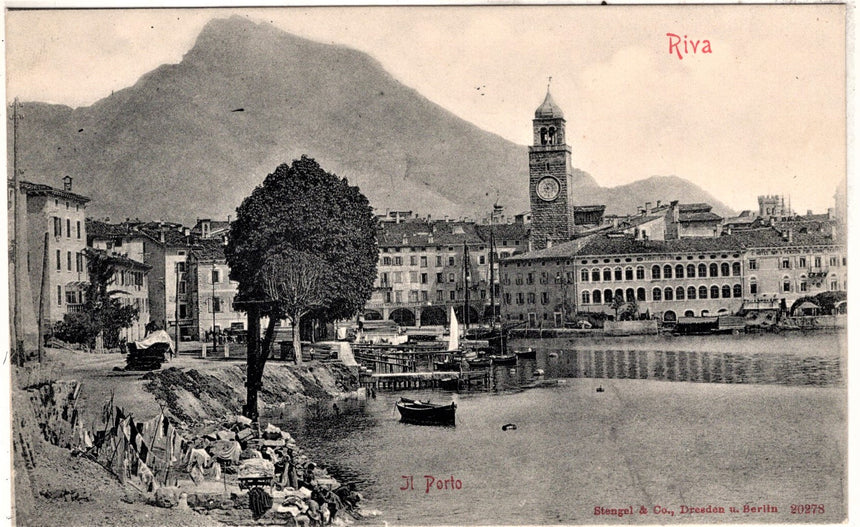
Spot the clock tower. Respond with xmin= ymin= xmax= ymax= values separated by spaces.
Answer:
xmin=529 ymin=87 xmax=574 ymax=250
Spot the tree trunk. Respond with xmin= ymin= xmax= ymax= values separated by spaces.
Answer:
xmin=244 ymin=304 xmax=261 ymax=420
xmin=292 ymin=313 xmax=303 ymax=365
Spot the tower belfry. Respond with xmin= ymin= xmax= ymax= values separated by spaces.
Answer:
xmin=528 ymin=86 xmax=574 ymax=250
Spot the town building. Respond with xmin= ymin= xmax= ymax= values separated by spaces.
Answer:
xmin=17 ymin=178 xmax=90 ymax=335
xmin=188 ymin=238 xmax=244 ymax=339
xmin=363 ymin=215 xmax=529 ymax=326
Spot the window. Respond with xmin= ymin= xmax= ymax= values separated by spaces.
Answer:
xmin=421 ymin=290 xmax=428 ymax=301
xmin=652 ymin=265 xmax=661 ymax=279
xmin=176 ymin=262 xmax=186 ymax=273
xmin=448 ymin=273 xmax=455 ymax=283
xmin=57 ymin=285 xmax=62 ymax=305
xmin=66 ymin=218 xmax=71 ymax=238
xmin=593 ymin=290 xmax=602 ymax=303
xmin=527 ymin=293 xmax=536 ymax=304
xmin=636 ymin=288 xmax=646 ymax=301
xmin=394 ymin=256 xmax=403 ymax=266
xmin=799 ymin=257 xmax=806 ymax=268
xmin=722 ymin=285 xmax=731 ymax=298
xmin=385 ymin=292 xmax=392 ymax=303
xmin=592 ymin=269 xmax=601 ymax=281
xmin=749 ymin=259 xmax=757 ymax=270
xmin=448 ymin=257 xmax=455 ymax=266
xmin=53 ymin=217 xmax=61 ymax=236
xmin=687 ymin=286 xmax=697 ymax=300
xmin=663 ymin=265 xmax=673 ymax=279
xmin=437 ymin=290 xmax=444 ymax=302
xmin=750 ymin=280 xmax=758 ymax=295
xmin=625 ymin=267 xmax=633 ymax=281
xmin=76 ymin=221 xmax=81 ymax=239
xmin=830 ymin=256 xmax=838 ymax=267
xmin=541 ymin=292 xmax=549 ymax=304
xmin=781 ymin=258 xmax=791 ymax=269
xmin=75 ymin=253 xmax=83 ymax=273
xmin=380 ymin=273 xmax=389 ymax=286
xmin=409 ymin=256 xmax=417 ymax=266
xmin=436 ymin=256 xmax=443 ymax=266
xmin=687 ymin=264 xmax=696 ymax=278
xmin=56 ymin=250 xmax=61 ymax=270
xmin=709 ymin=263 xmax=718 ymax=277
xmin=699 ymin=286 xmax=708 ymax=299
xmin=395 ymin=291 xmax=403 ymax=303
xmin=626 ymin=288 xmax=635 ymax=302
xmin=178 ymin=281 xmax=187 ymax=294
xmin=664 ymin=287 xmax=673 ymax=301
xmin=67 ymin=251 xmax=72 ymax=271
xmin=394 ymin=272 xmax=403 ymax=283
xmin=581 ymin=269 xmax=589 ymax=282
xmin=436 ymin=273 xmax=443 ymax=283
xmin=409 ymin=271 xmax=418 ymax=283
xmin=675 ymin=265 xmax=684 ymax=279
xmin=733 ymin=284 xmax=742 ymax=297
xmin=636 ymin=266 xmax=645 ymax=280
xmin=527 ymin=273 xmax=534 ymax=285
xmin=179 ymin=304 xmax=188 ymax=319
xmin=800 ymin=280 xmax=807 ymax=292
xmin=65 ymin=291 xmax=78 ymax=305
xmin=710 ymin=285 xmax=719 ymax=298
xmin=479 ymin=255 xmax=485 ymax=265
xmin=732 ymin=262 xmax=741 ymax=276
xmin=676 ymin=286 xmax=685 ymax=300
xmin=721 ymin=263 xmax=730 ymax=276
xmin=582 ymin=291 xmax=591 ymax=304
xmin=783 ymin=279 xmax=791 ymax=292
xmin=603 ymin=268 xmax=612 ymax=281
xmin=212 ymin=269 xmax=221 ymax=283
xmin=382 ymin=257 xmax=392 ymax=265
xmin=830 ymin=280 xmax=838 ymax=291
xmin=420 ymin=273 xmax=428 ymax=284
xmin=409 ymin=290 xmax=419 ymax=303
xmin=213 ymin=297 xmax=222 ymax=312
xmin=603 ymin=289 xmax=613 ymax=304
xmin=614 ymin=267 xmax=622 ymax=281
xmin=652 ymin=288 xmax=662 ymax=301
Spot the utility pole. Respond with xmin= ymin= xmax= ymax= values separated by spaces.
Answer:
xmin=463 ymin=241 xmax=470 ymax=330
xmin=212 ymin=262 xmax=217 ymax=347
xmin=11 ymin=98 xmax=23 ymax=363
xmin=488 ymin=228 xmax=495 ymax=327
xmin=174 ymin=262 xmax=180 ymax=353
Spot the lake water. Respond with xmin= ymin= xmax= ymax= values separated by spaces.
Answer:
xmin=271 ymin=332 xmax=845 ymax=525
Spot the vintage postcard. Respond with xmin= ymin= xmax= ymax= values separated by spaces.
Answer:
xmin=3 ymin=4 xmax=849 ymax=526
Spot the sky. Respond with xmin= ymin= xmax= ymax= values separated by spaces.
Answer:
xmin=3 ymin=5 xmax=847 ymax=214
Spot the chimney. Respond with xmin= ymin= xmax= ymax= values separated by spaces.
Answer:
xmin=645 ymin=201 xmax=652 ymax=211
xmin=656 ymin=200 xmax=661 ymax=208
xmin=807 ymin=210 xmax=813 ymax=216
xmin=227 ymin=215 xmax=231 ymax=223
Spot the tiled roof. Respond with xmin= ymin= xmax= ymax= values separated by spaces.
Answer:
xmin=378 ymin=221 xmax=486 ymax=247
xmin=679 ymin=211 xmax=722 ymax=223
xmin=189 ymin=238 xmax=227 ymax=261
xmin=505 ymin=235 xmax=598 ymax=261
xmin=728 ymin=226 xmax=839 ymax=248
xmin=678 ymin=203 xmax=712 ymax=213
xmin=475 ymin=223 xmax=529 ymax=242
xmin=573 ymin=205 xmax=606 ymax=213
xmin=89 ymin=248 xmax=151 ymax=271
xmin=87 ymin=219 xmax=131 ymax=239
xmin=20 ymin=181 xmax=91 ymax=203
xmin=576 ymin=234 xmax=743 ymax=256
xmin=618 ymin=214 xmax=663 ymax=229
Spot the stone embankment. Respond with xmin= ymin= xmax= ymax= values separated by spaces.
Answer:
xmin=12 ymin=354 xmax=368 ymax=526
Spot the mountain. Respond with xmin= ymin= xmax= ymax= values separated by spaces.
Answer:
xmin=9 ymin=16 xmax=733 ymax=225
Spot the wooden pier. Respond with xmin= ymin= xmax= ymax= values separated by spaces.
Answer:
xmin=366 ymin=371 xmax=490 ymax=391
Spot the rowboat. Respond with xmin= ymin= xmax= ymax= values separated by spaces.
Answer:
xmin=487 ymin=354 xmax=516 ymax=365
xmin=514 ymin=348 xmax=536 ymax=359
xmin=396 ymin=397 xmax=456 ymax=426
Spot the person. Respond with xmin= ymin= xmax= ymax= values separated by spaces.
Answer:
xmin=335 ymin=483 xmax=362 ymax=511
xmin=301 ymin=462 xmax=317 ymax=489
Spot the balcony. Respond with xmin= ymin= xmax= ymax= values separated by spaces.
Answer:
xmin=66 ymin=304 xmax=86 ymax=313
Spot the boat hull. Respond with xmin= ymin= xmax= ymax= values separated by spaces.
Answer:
xmin=396 ymin=400 xmax=456 ymax=426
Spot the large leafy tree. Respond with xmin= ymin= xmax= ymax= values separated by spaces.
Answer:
xmin=226 ymin=156 xmax=378 ymax=419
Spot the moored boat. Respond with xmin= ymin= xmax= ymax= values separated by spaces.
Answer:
xmin=396 ymin=397 xmax=456 ymax=426
xmin=514 ymin=348 xmax=536 ymax=359
xmin=487 ymin=354 xmax=516 ymax=365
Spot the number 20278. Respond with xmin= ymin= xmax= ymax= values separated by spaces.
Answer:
xmin=790 ymin=504 xmax=825 ymax=514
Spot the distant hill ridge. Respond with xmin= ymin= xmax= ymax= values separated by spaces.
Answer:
xmin=9 ymin=16 xmax=734 ymax=224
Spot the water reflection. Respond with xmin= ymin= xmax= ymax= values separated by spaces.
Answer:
xmin=484 ymin=347 xmax=843 ymax=388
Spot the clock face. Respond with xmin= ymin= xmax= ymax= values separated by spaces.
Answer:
xmin=536 ymin=177 xmax=561 ymax=201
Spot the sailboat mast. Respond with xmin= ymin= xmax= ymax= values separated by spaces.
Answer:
xmin=463 ymin=240 xmax=470 ymax=330
xmin=488 ymin=228 xmax=495 ymax=326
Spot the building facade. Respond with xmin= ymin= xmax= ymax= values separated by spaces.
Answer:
xmin=188 ymin=239 xmax=244 ymax=339
xmin=20 ymin=179 xmax=90 ymax=332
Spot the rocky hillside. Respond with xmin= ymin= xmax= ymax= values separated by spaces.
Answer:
xmin=10 ymin=16 xmax=733 ymax=223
